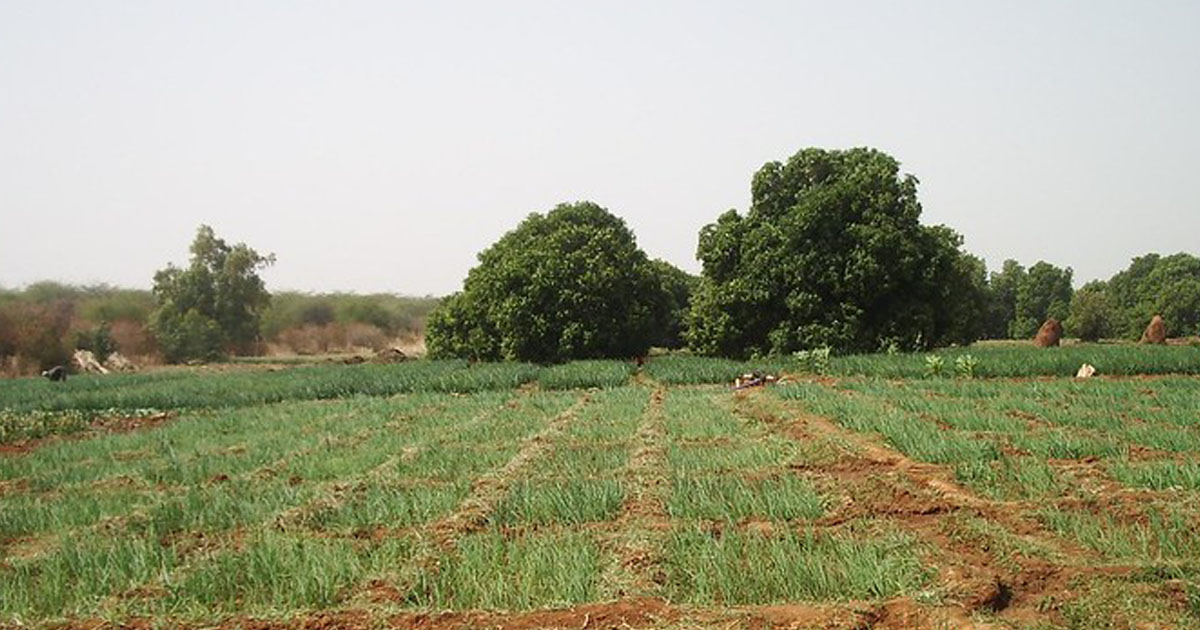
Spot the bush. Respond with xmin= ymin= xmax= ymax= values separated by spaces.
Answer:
xmin=0 ymin=286 xmax=152 ymax=374
xmin=74 ymin=322 xmax=117 ymax=362
xmin=260 ymin=292 xmax=439 ymax=342
xmin=3 ymin=302 xmax=73 ymax=371
xmin=108 ymin=319 xmax=157 ymax=357
xmin=154 ymin=309 xmax=226 ymax=363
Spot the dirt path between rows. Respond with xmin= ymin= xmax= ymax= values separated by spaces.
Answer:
xmin=0 ymin=411 xmax=176 ymax=456
xmin=363 ymin=392 xmax=594 ymax=606
xmin=274 ymin=396 xmax=525 ymax=533
xmin=425 ymin=393 xmax=592 ymax=548
xmin=598 ymin=386 xmax=670 ymax=599
xmin=732 ymin=389 xmax=1107 ymax=629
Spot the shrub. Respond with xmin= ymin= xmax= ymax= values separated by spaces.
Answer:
xmin=74 ymin=322 xmax=117 ymax=362
xmin=108 ymin=319 xmax=157 ymax=357
xmin=343 ymin=322 xmax=387 ymax=350
xmin=6 ymin=302 xmax=73 ymax=371
xmin=260 ymin=292 xmax=439 ymax=342
xmin=153 ymin=309 xmax=226 ymax=363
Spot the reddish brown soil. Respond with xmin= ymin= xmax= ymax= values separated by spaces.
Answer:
xmin=0 ymin=411 xmax=175 ymax=455
xmin=731 ymin=390 xmax=1133 ymax=626
xmin=29 ymin=381 xmax=1200 ymax=630
xmin=56 ymin=600 xmax=678 ymax=630
xmin=393 ymin=598 xmax=675 ymax=630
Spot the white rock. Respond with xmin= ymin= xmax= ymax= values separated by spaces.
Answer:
xmin=72 ymin=349 xmax=109 ymax=374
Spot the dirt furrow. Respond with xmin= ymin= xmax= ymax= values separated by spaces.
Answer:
xmin=362 ymin=392 xmax=593 ymax=607
xmin=733 ymin=390 xmax=1083 ymax=626
xmin=273 ymin=397 xmax=523 ymax=532
xmin=424 ymin=392 xmax=591 ymax=548
xmin=597 ymin=386 xmax=670 ymax=600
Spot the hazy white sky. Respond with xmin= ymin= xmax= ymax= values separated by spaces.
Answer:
xmin=2 ymin=1 xmax=1198 ymax=295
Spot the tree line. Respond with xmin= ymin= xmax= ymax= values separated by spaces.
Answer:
xmin=0 ymin=276 xmax=436 ymax=375
xmin=3 ymin=146 xmax=1197 ymax=372
xmin=426 ymin=147 xmax=1200 ymax=362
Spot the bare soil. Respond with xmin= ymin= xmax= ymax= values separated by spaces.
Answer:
xmin=0 ymin=411 xmax=174 ymax=455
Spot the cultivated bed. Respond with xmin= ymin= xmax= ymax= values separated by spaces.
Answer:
xmin=1 ymin=354 xmax=1199 ymax=628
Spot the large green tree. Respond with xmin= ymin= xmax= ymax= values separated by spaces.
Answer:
xmin=1106 ymin=253 xmax=1200 ymax=338
xmin=149 ymin=226 xmax=274 ymax=362
xmin=1065 ymin=281 xmax=1113 ymax=342
xmin=425 ymin=202 xmax=672 ymax=363
xmin=984 ymin=260 xmax=1025 ymax=339
xmin=688 ymin=147 xmax=986 ymax=357
xmin=1011 ymin=261 xmax=1073 ymax=338
xmin=649 ymin=259 xmax=698 ymax=349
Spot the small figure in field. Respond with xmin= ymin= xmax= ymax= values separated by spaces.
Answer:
xmin=1033 ymin=318 xmax=1063 ymax=348
xmin=733 ymin=371 xmax=777 ymax=390
xmin=1141 ymin=315 xmax=1167 ymax=344
xmin=41 ymin=366 xmax=67 ymax=382
xmin=634 ymin=356 xmax=645 ymax=368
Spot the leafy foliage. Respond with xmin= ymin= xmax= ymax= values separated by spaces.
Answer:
xmin=1065 ymin=281 xmax=1113 ymax=342
xmin=983 ymin=259 xmax=1074 ymax=340
xmin=426 ymin=202 xmax=672 ymax=363
xmin=649 ymin=259 xmax=698 ymax=348
xmin=1106 ymin=253 xmax=1200 ymax=339
xmin=984 ymin=260 xmax=1025 ymax=339
xmin=1011 ymin=261 xmax=1073 ymax=338
xmin=73 ymin=322 xmax=117 ymax=363
xmin=149 ymin=226 xmax=274 ymax=363
xmin=688 ymin=147 xmax=986 ymax=357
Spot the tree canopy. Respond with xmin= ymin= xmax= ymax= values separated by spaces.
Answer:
xmin=425 ymin=202 xmax=672 ymax=363
xmin=1065 ymin=280 xmax=1113 ymax=342
xmin=1106 ymin=253 xmax=1200 ymax=338
xmin=984 ymin=260 xmax=1025 ymax=339
xmin=649 ymin=259 xmax=698 ymax=349
xmin=1010 ymin=261 xmax=1073 ymax=338
xmin=687 ymin=147 xmax=986 ymax=357
xmin=149 ymin=226 xmax=274 ymax=362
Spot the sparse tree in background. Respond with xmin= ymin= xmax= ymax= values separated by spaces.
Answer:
xmin=1066 ymin=281 xmax=1113 ymax=342
xmin=687 ymin=147 xmax=986 ymax=357
xmin=426 ymin=202 xmax=672 ymax=363
xmin=1106 ymin=253 xmax=1200 ymax=339
xmin=149 ymin=225 xmax=274 ymax=363
xmin=1011 ymin=261 xmax=1073 ymax=338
